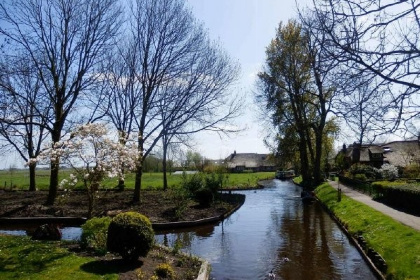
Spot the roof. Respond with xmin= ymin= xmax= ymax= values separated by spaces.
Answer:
xmin=342 ymin=140 xmax=420 ymax=167
xmin=225 ymin=153 xmax=274 ymax=169
xmin=381 ymin=140 xmax=420 ymax=167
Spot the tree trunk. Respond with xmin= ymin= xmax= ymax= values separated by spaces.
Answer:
xmin=162 ymin=138 xmax=168 ymax=191
xmin=28 ymin=162 xmax=36 ymax=191
xmin=47 ymin=159 xmax=59 ymax=205
xmin=298 ymin=135 xmax=312 ymax=188
xmin=133 ymin=164 xmax=143 ymax=203
xmin=313 ymin=131 xmax=323 ymax=185
xmin=133 ymin=135 xmax=144 ymax=202
xmin=47 ymin=128 xmax=61 ymax=205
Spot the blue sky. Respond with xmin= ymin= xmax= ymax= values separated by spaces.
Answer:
xmin=189 ymin=0 xmax=310 ymax=159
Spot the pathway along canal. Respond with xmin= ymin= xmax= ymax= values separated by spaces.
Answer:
xmin=156 ymin=180 xmax=377 ymax=280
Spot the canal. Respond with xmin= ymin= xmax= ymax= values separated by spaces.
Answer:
xmin=156 ymin=180 xmax=377 ymax=279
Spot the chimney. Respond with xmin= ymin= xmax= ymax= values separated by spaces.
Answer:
xmin=352 ymin=142 xmax=360 ymax=163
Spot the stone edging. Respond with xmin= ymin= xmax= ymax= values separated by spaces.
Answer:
xmin=196 ymin=259 xmax=210 ymax=280
xmin=154 ymin=244 xmax=210 ymax=280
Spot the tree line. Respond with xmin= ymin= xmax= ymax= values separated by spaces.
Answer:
xmin=257 ymin=0 xmax=420 ymax=188
xmin=0 ymin=0 xmax=240 ymax=204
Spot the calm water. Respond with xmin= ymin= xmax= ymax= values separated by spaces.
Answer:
xmin=156 ymin=180 xmax=377 ymax=280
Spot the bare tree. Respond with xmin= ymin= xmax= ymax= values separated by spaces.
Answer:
xmin=0 ymin=56 xmax=51 ymax=191
xmin=157 ymin=42 xmax=240 ymax=190
xmin=0 ymin=0 xmax=122 ymax=204
xmin=334 ymin=68 xmax=393 ymax=144
xmin=128 ymin=0 xmax=240 ymax=202
xmin=311 ymin=0 xmax=420 ymax=133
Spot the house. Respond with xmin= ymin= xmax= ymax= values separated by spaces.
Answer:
xmin=381 ymin=140 xmax=420 ymax=167
xmin=340 ymin=143 xmax=385 ymax=168
xmin=338 ymin=138 xmax=420 ymax=169
xmin=225 ymin=151 xmax=275 ymax=173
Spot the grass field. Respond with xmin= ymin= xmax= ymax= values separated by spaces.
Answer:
xmin=0 ymin=169 xmax=275 ymax=191
xmin=316 ymin=183 xmax=420 ymax=280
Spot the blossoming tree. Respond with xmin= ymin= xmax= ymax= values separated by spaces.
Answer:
xmin=33 ymin=123 xmax=138 ymax=217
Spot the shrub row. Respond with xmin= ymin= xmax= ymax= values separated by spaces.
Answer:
xmin=371 ymin=181 xmax=420 ymax=216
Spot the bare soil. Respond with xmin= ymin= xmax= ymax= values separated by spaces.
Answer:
xmin=0 ymin=189 xmax=236 ymax=222
xmin=0 ymin=189 xmax=243 ymax=279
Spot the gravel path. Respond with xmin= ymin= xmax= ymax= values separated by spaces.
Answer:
xmin=328 ymin=180 xmax=420 ymax=232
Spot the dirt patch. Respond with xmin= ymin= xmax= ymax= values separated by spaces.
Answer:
xmin=0 ymin=189 xmax=238 ymax=223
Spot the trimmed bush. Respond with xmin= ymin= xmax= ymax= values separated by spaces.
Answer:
xmin=371 ymin=181 xmax=420 ymax=216
xmin=107 ymin=212 xmax=154 ymax=261
xmin=81 ymin=216 xmax=111 ymax=255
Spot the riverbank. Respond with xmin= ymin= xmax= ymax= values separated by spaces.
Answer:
xmin=315 ymin=182 xmax=420 ymax=280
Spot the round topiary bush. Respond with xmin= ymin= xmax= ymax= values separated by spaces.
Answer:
xmin=107 ymin=212 xmax=154 ymax=261
xmin=81 ymin=216 xmax=112 ymax=255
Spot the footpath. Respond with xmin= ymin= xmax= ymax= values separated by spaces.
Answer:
xmin=328 ymin=180 xmax=420 ymax=232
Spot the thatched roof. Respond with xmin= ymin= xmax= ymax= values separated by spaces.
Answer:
xmin=226 ymin=153 xmax=274 ymax=169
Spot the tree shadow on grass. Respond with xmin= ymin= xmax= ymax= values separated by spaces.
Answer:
xmin=80 ymin=258 xmax=143 ymax=276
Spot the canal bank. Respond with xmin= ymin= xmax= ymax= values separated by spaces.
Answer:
xmin=315 ymin=182 xmax=420 ymax=280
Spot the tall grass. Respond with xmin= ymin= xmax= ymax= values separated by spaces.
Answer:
xmin=316 ymin=183 xmax=420 ymax=280
xmin=0 ymin=169 xmax=275 ymax=191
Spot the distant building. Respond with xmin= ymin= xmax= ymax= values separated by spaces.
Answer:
xmin=225 ymin=151 xmax=275 ymax=173
xmin=338 ymin=138 xmax=420 ymax=169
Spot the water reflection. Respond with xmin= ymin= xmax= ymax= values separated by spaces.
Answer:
xmin=156 ymin=180 xmax=377 ymax=280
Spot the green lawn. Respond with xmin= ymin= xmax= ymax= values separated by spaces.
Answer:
xmin=0 ymin=169 xmax=275 ymax=191
xmin=0 ymin=235 xmax=118 ymax=280
xmin=316 ymin=183 xmax=420 ymax=280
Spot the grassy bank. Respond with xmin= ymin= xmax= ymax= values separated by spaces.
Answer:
xmin=0 ymin=235 xmax=117 ymax=280
xmin=0 ymin=170 xmax=274 ymax=191
xmin=315 ymin=183 xmax=420 ymax=280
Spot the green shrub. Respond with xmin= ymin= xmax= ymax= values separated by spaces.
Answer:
xmin=349 ymin=163 xmax=379 ymax=180
xmin=80 ymin=216 xmax=111 ymax=255
xmin=354 ymin=173 xmax=367 ymax=181
xmin=204 ymin=172 xmax=224 ymax=195
xmin=107 ymin=212 xmax=154 ymax=261
xmin=194 ymin=188 xmax=214 ymax=207
xmin=169 ymin=188 xmax=189 ymax=219
xmin=154 ymin=263 xmax=175 ymax=279
xmin=182 ymin=173 xmax=203 ymax=197
xmin=403 ymin=164 xmax=420 ymax=178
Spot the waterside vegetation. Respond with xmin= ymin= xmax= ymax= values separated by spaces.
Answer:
xmin=315 ymin=183 xmax=420 ymax=280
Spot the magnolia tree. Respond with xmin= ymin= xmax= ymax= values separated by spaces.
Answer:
xmin=32 ymin=123 xmax=138 ymax=218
